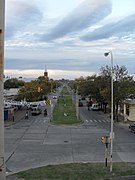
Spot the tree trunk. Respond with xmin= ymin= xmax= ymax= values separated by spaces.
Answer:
xmin=115 ymin=102 xmax=119 ymax=121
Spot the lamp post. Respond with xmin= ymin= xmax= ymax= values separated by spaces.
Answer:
xmin=0 ymin=0 xmax=6 ymax=179
xmin=76 ymin=86 xmax=79 ymax=120
xmin=50 ymin=80 xmax=53 ymax=121
xmin=104 ymin=51 xmax=114 ymax=172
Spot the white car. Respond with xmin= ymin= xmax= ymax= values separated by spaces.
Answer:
xmin=30 ymin=104 xmax=39 ymax=110
xmin=31 ymin=108 xmax=42 ymax=116
xmin=91 ymin=103 xmax=100 ymax=111
xmin=53 ymin=95 xmax=57 ymax=99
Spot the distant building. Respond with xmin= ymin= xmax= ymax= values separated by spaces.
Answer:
xmin=123 ymin=98 xmax=135 ymax=122
xmin=4 ymin=75 xmax=10 ymax=82
xmin=44 ymin=66 xmax=48 ymax=77
xmin=4 ymin=88 xmax=19 ymax=100
xmin=44 ymin=71 xmax=48 ymax=77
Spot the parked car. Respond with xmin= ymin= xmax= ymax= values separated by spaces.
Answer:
xmin=81 ymin=97 xmax=86 ymax=100
xmin=129 ymin=122 xmax=135 ymax=133
xmin=30 ymin=104 xmax=39 ymax=110
xmin=78 ymin=101 xmax=83 ymax=107
xmin=31 ymin=108 xmax=42 ymax=116
xmin=53 ymin=95 xmax=57 ymax=99
xmin=91 ymin=103 xmax=100 ymax=111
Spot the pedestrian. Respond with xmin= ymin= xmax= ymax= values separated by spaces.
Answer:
xmin=25 ymin=111 xmax=28 ymax=119
xmin=87 ymin=100 xmax=92 ymax=111
xmin=44 ymin=109 xmax=47 ymax=116
xmin=12 ymin=110 xmax=15 ymax=122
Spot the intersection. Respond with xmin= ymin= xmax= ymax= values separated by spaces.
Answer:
xmin=4 ymin=105 xmax=135 ymax=175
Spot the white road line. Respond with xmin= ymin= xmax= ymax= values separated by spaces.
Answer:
xmin=94 ymin=119 xmax=97 ymax=122
xmin=89 ymin=120 xmax=93 ymax=123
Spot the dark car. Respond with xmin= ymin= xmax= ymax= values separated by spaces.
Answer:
xmin=81 ymin=97 xmax=86 ymax=100
xmin=78 ymin=101 xmax=83 ymax=107
xmin=129 ymin=122 xmax=135 ymax=133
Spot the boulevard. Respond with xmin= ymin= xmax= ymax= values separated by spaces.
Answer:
xmin=4 ymin=101 xmax=135 ymax=174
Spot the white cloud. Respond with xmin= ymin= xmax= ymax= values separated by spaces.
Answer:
xmin=4 ymin=0 xmax=135 ymax=80
xmin=4 ymin=69 xmax=95 ymax=80
xmin=81 ymin=13 xmax=135 ymax=41
xmin=5 ymin=0 xmax=43 ymax=39
xmin=40 ymin=0 xmax=112 ymax=41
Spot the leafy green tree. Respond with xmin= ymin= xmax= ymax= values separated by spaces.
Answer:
xmin=4 ymin=78 xmax=17 ymax=89
xmin=4 ymin=78 xmax=24 ymax=89
xmin=70 ymin=65 xmax=135 ymax=118
xmin=100 ymin=65 xmax=135 ymax=120
xmin=17 ymin=76 xmax=58 ymax=102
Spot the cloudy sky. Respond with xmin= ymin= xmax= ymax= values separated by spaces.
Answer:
xmin=4 ymin=0 xmax=135 ymax=80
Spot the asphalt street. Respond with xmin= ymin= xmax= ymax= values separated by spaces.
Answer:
xmin=4 ymin=100 xmax=135 ymax=177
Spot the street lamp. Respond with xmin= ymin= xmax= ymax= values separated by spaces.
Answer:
xmin=104 ymin=51 xmax=114 ymax=172
xmin=76 ymin=86 xmax=79 ymax=120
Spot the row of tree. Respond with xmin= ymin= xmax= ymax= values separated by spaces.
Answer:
xmin=4 ymin=78 xmax=25 ymax=89
xmin=4 ymin=76 xmax=60 ymax=102
xmin=69 ymin=65 xmax=135 ymax=120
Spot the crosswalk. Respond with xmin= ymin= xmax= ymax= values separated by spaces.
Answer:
xmin=85 ymin=119 xmax=110 ymax=123
xmin=34 ymin=119 xmax=47 ymax=123
xmin=24 ymin=118 xmax=50 ymax=124
xmin=23 ymin=118 xmax=110 ymax=124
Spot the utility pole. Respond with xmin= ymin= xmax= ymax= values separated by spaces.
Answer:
xmin=76 ymin=86 xmax=79 ymax=120
xmin=0 ymin=0 xmax=6 ymax=179
xmin=104 ymin=51 xmax=114 ymax=172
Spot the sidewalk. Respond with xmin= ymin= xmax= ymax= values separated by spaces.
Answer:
xmin=4 ymin=109 xmax=28 ymax=127
xmin=5 ymin=109 xmax=27 ymax=179
xmin=6 ymin=174 xmax=22 ymax=180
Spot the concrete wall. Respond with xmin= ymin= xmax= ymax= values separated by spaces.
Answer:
xmin=129 ymin=105 xmax=135 ymax=121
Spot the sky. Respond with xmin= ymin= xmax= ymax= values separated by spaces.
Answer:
xmin=4 ymin=0 xmax=135 ymax=80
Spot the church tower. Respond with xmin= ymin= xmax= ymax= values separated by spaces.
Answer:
xmin=44 ymin=66 xmax=48 ymax=77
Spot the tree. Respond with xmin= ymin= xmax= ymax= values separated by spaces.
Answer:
xmin=4 ymin=78 xmax=24 ymax=89
xmin=4 ymin=78 xmax=18 ymax=89
xmin=100 ymin=65 xmax=135 ymax=120
xmin=17 ymin=76 xmax=58 ymax=102
xmin=18 ymin=80 xmax=40 ymax=102
xmin=70 ymin=65 xmax=135 ymax=118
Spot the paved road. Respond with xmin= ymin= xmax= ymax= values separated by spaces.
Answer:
xmin=5 ymin=100 xmax=135 ymax=176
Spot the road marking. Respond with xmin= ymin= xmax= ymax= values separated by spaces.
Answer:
xmin=94 ymin=119 xmax=97 ymax=122
xmin=86 ymin=120 xmax=89 ymax=123
xmin=89 ymin=120 xmax=93 ymax=122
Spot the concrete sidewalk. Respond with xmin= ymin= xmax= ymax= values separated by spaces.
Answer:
xmin=4 ymin=109 xmax=29 ymax=127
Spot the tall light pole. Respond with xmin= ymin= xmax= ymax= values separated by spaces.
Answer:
xmin=76 ymin=86 xmax=79 ymax=120
xmin=0 ymin=0 xmax=6 ymax=179
xmin=104 ymin=51 xmax=114 ymax=172
xmin=50 ymin=80 xmax=53 ymax=121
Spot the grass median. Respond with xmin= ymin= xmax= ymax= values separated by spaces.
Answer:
xmin=51 ymin=86 xmax=81 ymax=124
xmin=15 ymin=162 xmax=135 ymax=180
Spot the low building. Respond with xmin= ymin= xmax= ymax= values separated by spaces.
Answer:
xmin=4 ymin=88 xmax=19 ymax=100
xmin=123 ymin=98 xmax=135 ymax=122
